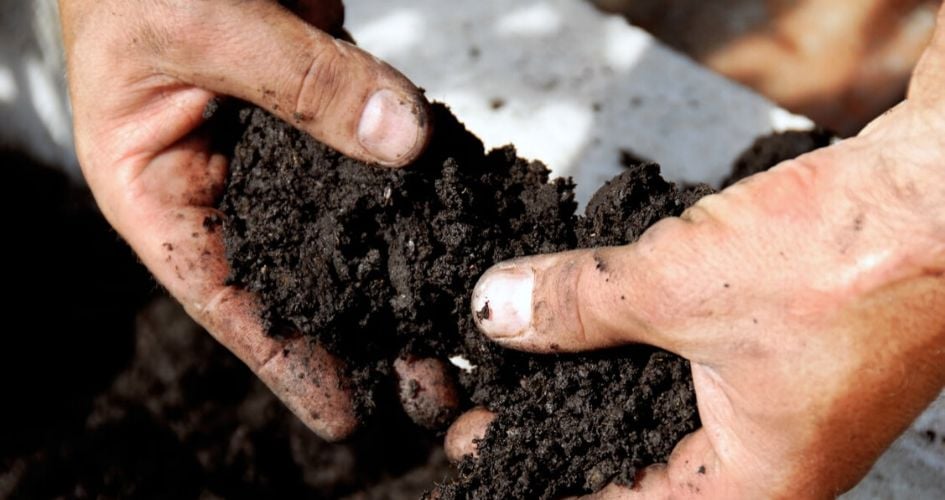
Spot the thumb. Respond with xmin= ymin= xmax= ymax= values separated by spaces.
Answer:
xmin=159 ymin=0 xmax=430 ymax=167
xmin=471 ymin=207 xmax=738 ymax=359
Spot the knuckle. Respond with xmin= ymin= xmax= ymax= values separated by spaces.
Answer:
xmin=678 ymin=199 xmax=715 ymax=225
xmin=636 ymin=217 xmax=688 ymax=253
xmin=536 ymin=253 xmax=586 ymax=336
xmin=293 ymin=42 xmax=348 ymax=124
xmin=631 ymin=219 xmax=716 ymax=325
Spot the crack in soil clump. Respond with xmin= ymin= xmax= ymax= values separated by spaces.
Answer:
xmin=220 ymin=104 xmax=708 ymax=498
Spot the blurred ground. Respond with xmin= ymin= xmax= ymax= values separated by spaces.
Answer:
xmin=592 ymin=0 xmax=941 ymax=136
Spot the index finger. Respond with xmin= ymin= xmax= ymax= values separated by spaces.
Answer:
xmin=112 ymin=132 xmax=357 ymax=440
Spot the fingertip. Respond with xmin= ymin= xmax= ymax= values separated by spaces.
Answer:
xmin=570 ymin=467 xmax=670 ymax=500
xmin=470 ymin=251 xmax=600 ymax=353
xmin=256 ymin=337 xmax=358 ymax=441
xmin=357 ymin=88 xmax=431 ymax=167
xmin=471 ymin=260 xmax=535 ymax=341
xmin=394 ymin=356 xmax=460 ymax=430
xmin=444 ymin=407 xmax=495 ymax=462
xmin=472 ymin=247 xmax=678 ymax=354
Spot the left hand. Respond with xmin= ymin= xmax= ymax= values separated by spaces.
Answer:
xmin=60 ymin=0 xmax=440 ymax=440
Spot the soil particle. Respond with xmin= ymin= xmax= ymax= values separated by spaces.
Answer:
xmin=202 ymin=214 xmax=222 ymax=233
xmin=619 ymin=147 xmax=653 ymax=167
xmin=475 ymin=303 xmax=491 ymax=322
xmin=220 ymin=104 xmax=708 ymax=498
xmin=203 ymin=97 xmax=221 ymax=120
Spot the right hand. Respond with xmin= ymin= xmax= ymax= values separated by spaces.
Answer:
xmin=447 ymin=7 xmax=945 ymax=495
xmin=60 ymin=0 xmax=456 ymax=440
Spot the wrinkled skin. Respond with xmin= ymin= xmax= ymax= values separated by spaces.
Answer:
xmin=452 ymin=6 xmax=945 ymax=499
xmin=58 ymin=0 xmax=458 ymax=440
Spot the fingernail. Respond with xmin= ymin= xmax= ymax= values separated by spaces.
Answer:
xmin=471 ymin=265 xmax=534 ymax=339
xmin=358 ymin=89 xmax=424 ymax=165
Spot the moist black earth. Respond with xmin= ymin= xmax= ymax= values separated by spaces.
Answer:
xmin=220 ymin=104 xmax=711 ymax=498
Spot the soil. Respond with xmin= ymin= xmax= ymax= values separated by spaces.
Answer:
xmin=220 ymin=104 xmax=710 ymax=498
xmin=1 ymin=107 xmax=830 ymax=499
xmin=723 ymin=128 xmax=834 ymax=187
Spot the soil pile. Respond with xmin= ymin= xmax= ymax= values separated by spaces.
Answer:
xmin=2 ymin=110 xmax=831 ymax=498
xmin=220 ymin=104 xmax=707 ymax=497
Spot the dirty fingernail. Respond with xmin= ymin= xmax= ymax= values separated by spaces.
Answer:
xmin=445 ymin=406 xmax=495 ymax=462
xmin=358 ymin=89 xmax=423 ymax=165
xmin=471 ymin=265 xmax=534 ymax=339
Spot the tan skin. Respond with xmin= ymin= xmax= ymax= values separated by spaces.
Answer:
xmin=63 ymin=0 xmax=945 ymax=495
xmin=58 ymin=0 xmax=459 ymax=440
xmin=452 ymin=6 xmax=945 ymax=499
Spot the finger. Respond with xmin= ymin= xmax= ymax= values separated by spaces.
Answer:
xmin=444 ymin=407 xmax=496 ymax=462
xmin=158 ymin=0 xmax=430 ymax=167
xmin=470 ymin=216 xmax=724 ymax=358
xmin=569 ymin=475 xmax=667 ymax=500
xmin=469 ymin=156 xmax=814 ymax=360
xmin=109 ymin=134 xmax=357 ymax=440
xmin=394 ymin=356 xmax=461 ymax=430
xmin=571 ymin=431 xmax=727 ymax=499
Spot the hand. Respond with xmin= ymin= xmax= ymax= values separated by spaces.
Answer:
xmin=59 ymin=0 xmax=441 ymax=439
xmin=448 ymin=7 xmax=945 ymax=498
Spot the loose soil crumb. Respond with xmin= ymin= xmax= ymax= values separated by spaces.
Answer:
xmin=220 ymin=103 xmax=709 ymax=498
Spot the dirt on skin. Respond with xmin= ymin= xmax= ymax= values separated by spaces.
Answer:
xmin=220 ymin=104 xmax=710 ymax=498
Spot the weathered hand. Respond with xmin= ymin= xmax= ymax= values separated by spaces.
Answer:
xmin=448 ymin=7 xmax=945 ymax=498
xmin=59 ymin=0 xmax=438 ymax=439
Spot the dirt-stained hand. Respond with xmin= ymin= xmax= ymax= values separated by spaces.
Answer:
xmin=448 ymin=6 xmax=945 ymax=498
xmin=59 ymin=0 xmax=437 ymax=440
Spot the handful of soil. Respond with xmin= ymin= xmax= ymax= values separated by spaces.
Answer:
xmin=219 ymin=103 xmax=708 ymax=498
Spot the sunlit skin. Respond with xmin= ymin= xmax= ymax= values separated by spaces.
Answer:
xmin=452 ymin=6 xmax=945 ymax=499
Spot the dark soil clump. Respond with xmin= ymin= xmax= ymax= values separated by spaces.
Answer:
xmin=220 ymin=104 xmax=706 ymax=497
xmin=723 ymin=128 xmax=834 ymax=187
